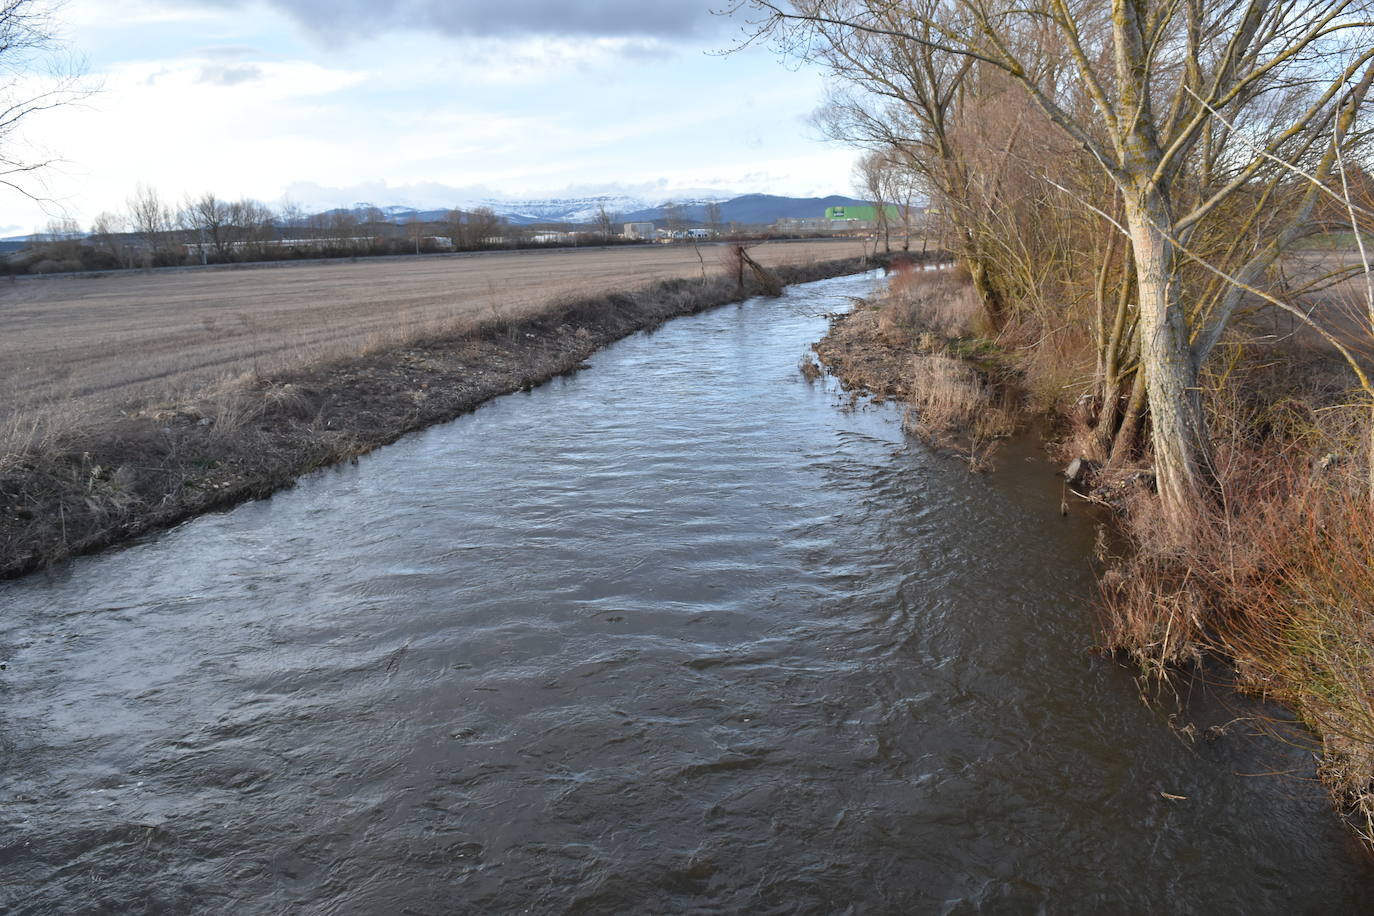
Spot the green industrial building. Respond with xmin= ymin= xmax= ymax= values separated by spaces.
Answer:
xmin=825 ymin=205 xmax=900 ymax=221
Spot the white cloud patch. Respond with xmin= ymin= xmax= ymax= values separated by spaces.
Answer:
xmin=65 ymin=0 xmax=230 ymax=27
xmin=196 ymin=63 xmax=264 ymax=86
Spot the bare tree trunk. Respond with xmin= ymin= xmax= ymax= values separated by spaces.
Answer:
xmin=1125 ymin=196 xmax=1210 ymax=527
xmin=964 ymin=251 xmax=1006 ymax=330
xmin=1090 ymin=377 xmax=1122 ymax=462
xmin=1108 ymin=369 xmax=1148 ymax=468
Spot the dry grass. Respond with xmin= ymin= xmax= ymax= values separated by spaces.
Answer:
xmin=875 ymin=261 xmax=982 ymax=343
xmin=1098 ymin=342 xmax=1374 ymax=839
xmin=0 ymin=240 xmax=866 ymax=427
xmin=872 ymin=263 xmax=1019 ymax=463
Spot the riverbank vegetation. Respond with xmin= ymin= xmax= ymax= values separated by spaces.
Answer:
xmin=0 ymin=250 xmax=873 ymax=579
xmin=744 ymin=1 xmax=1374 ymax=840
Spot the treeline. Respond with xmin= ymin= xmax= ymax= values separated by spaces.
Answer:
xmin=11 ymin=186 xmax=638 ymax=275
xmin=753 ymin=1 xmax=1374 ymax=837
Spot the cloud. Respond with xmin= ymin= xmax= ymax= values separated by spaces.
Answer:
xmin=196 ymin=45 xmax=262 ymax=59
xmin=196 ymin=63 xmax=264 ymax=86
xmin=193 ymin=0 xmax=723 ymax=41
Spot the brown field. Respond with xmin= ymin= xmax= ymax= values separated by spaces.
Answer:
xmin=1 ymin=239 xmax=868 ymax=423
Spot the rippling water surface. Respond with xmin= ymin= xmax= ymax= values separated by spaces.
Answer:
xmin=3 ymin=272 xmax=1373 ymax=913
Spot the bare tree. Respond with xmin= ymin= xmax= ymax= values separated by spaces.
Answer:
xmin=744 ymin=0 xmax=1374 ymax=532
xmin=127 ymin=184 xmax=175 ymax=267
xmin=594 ymin=201 xmax=617 ymax=242
xmin=278 ymin=197 xmax=307 ymax=237
xmin=705 ymin=201 xmax=724 ymax=238
xmin=443 ymin=208 xmax=467 ymax=248
xmin=408 ymin=211 xmax=425 ymax=255
xmin=89 ymin=210 xmax=129 ymax=267
xmin=0 ymin=1 xmax=89 ymax=205
xmin=466 ymin=206 xmax=503 ymax=248
xmin=662 ymin=200 xmax=683 ymax=239
xmin=180 ymin=192 xmax=230 ymax=263
xmin=328 ymin=208 xmax=362 ymax=253
xmin=854 ymin=150 xmax=892 ymax=253
xmin=29 ymin=215 xmax=81 ymax=267
xmin=225 ymin=198 xmax=277 ymax=258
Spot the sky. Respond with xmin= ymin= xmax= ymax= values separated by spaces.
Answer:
xmin=0 ymin=0 xmax=859 ymax=236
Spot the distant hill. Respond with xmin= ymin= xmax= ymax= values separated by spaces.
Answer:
xmin=618 ymin=194 xmax=872 ymax=226
xmin=324 ymin=194 xmax=876 ymax=228
xmin=1 ymin=195 xmax=880 ymax=253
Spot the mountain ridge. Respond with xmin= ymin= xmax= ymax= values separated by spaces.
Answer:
xmin=334 ymin=193 xmax=873 ymax=227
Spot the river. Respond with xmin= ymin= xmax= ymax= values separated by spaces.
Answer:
xmin=2 ymin=271 xmax=1372 ymax=913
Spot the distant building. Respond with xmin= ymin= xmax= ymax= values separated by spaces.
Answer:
xmin=623 ymin=222 xmax=657 ymax=240
xmin=825 ymin=205 xmax=900 ymax=222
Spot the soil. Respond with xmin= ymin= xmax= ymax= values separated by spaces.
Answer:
xmin=1 ymin=240 xmax=869 ymax=420
xmin=812 ymin=305 xmax=915 ymax=401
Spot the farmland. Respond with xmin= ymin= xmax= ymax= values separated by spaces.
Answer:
xmin=1 ymin=239 xmax=868 ymax=421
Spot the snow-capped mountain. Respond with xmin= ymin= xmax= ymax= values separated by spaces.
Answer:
xmin=473 ymin=195 xmax=657 ymax=224
xmin=345 ymin=193 xmax=737 ymax=226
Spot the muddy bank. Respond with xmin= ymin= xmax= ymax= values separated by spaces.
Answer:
xmin=813 ymin=286 xmax=1023 ymax=469
xmin=0 ymin=258 xmax=871 ymax=579
xmin=813 ymin=304 xmax=917 ymax=401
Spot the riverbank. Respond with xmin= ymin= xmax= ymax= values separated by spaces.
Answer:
xmin=10 ymin=265 xmax=1364 ymax=911
xmin=0 ymin=256 xmax=875 ymax=579
xmin=813 ymin=265 xmax=1020 ymax=468
xmin=813 ymin=263 xmax=1374 ymax=847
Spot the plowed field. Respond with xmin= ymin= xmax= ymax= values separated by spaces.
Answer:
xmin=2 ymin=239 xmax=868 ymax=417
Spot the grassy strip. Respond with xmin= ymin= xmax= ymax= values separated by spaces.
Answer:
xmin=0 ymin=257 xmax=870 ymax=580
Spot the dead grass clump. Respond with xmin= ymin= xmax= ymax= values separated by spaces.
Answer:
xmin=0 ymin=404 xmax=84 ymax=475
xmin=1097 ymin=488 xmax=1211 ymax=674
xmin=905 ymin=354 xmax=984 ymax=431
xmin=1099 ymin=354 xmax=1374 ymax=839
xmin=1204 ymin=478 xmax=1374 ymax=839
xmin=903 ymin=351 xmax=1019 ymax=467
xmin=876 ymin=263 xmax=982 ymax=345
xmin=260 ymin=382 xmax=319 ymax=422
xmin=1015 ymin=321 xmax=1096 ymax=416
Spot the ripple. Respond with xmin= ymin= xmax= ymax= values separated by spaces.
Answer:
xmin=1 ymin=271 xmax=1371 ymax=912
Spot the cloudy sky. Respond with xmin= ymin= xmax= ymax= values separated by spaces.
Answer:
xmin=2 ymin=0 xmax=857 ymax=236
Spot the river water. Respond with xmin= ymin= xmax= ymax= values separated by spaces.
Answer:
xmin=2 ymin=272 xmax=1372 ymax=913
